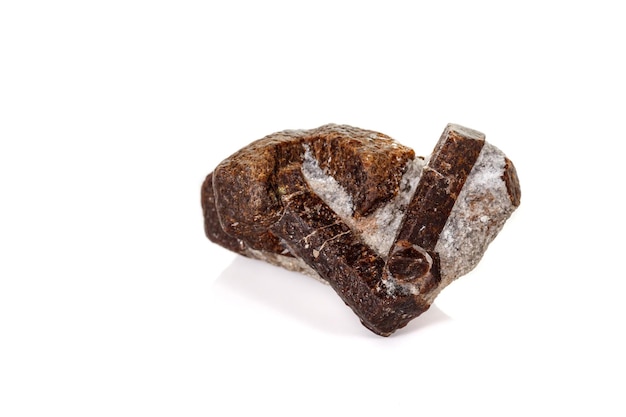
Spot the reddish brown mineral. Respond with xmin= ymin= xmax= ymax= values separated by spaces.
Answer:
xmin=202 ymin=124 xmax=520 ymax=336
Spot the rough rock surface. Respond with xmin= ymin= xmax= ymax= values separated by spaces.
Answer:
xmin=202 ymin=124 xmax=521 ymax=336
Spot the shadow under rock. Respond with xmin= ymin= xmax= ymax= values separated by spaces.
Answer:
xmin=213 ymin=255 xmax=451 ymax=337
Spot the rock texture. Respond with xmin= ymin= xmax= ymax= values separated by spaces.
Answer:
xmin=202 ymin=124 xmax=521 ymax=336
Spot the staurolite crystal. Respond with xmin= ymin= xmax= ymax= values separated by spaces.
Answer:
xmin=202 ymin=124 xmax=521 ymax=336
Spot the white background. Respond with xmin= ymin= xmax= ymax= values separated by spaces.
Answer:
xmin=1 ymin=1 xmax=625 ymax=416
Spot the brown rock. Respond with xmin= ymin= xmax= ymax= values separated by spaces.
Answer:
xmin=201 ymin=124 xmax=520 ymax=336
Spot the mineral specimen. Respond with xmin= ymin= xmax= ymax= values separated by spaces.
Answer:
xmin=202 ymin=124 xmax=520 ymax=336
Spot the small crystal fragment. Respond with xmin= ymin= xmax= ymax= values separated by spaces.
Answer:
xmin=202 ymin=124 xmax=520 ymax=336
